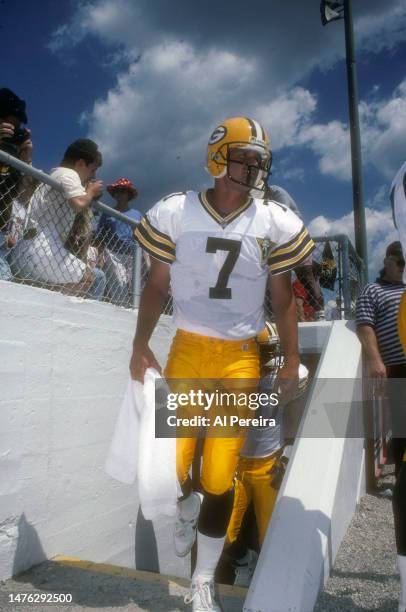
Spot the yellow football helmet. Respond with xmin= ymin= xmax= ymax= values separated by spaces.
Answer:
xmin=206 ymin=116 xmax=272 ymax=193
xmin=257 ymin=321 xmax=310 ymax=400
xmin=256 ymin=321 xmax=283 ymax=371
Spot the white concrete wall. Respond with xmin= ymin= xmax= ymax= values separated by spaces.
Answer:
xmin=0 ymin=282 xmax=366 ymax=606
xmin=0 ymin=281 xmax=190 ymax=581
xmin=245 ymin=321 xmax=365 ymax=612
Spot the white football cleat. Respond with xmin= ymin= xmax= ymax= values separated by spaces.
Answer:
xmin=174 ymin=492 xmax=201 ymax=557
xmin=184 ymin=575 xmax=222 ymax=611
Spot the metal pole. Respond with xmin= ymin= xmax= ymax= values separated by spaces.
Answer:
xmin=344 ymin=0 xmax=368 ymax=283
xmin=132 ymin=243 xmax=143 ymax=309
xmin=341 ymin=235 xmax=351 ymax=319
xmin=337 ymin=240 xmax=343 ymax=319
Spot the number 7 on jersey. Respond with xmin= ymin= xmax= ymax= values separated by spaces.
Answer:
xmin=206 ymin=237 xmax=242 ymax=299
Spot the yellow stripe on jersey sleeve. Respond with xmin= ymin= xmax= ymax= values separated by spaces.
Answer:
xmin=269 ymin=230 xmax=315 ymax=274
xmin=270 ymin=227 xmax=308 ymax=257
xmin=134 ymin=217 xmax=176 ymax=264
xmin=140 ymin=217 xmax=176 ymax=250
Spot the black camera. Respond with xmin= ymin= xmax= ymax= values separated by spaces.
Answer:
xmin=8 ymin=126 xmax=30 ymax=146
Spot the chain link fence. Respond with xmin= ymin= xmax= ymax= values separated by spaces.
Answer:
xmin=0 ymin=149 xmax=146 ymax=307
xmin=0 ymin=150 xmax=364 ymax=318
xmin=270 ymin=234 xmax=365 ymax=322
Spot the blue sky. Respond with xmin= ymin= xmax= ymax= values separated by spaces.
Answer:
xmin=2 ymin=0 xmax=406 ymax=278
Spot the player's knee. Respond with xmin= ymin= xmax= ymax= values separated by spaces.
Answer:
xmin=201 ymin=471 xmax=234 ymax=496
xmin=198 ymin=487 xmax=235 ymax=537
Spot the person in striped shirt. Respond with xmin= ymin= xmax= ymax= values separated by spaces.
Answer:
xmin=356 ymin=243 xmax=406 ymax=377
xmin=356 ymin=239 xmax=406 ymax=612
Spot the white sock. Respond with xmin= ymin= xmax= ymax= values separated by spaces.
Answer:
xmin=192 ymin=531 xmax=226 ymax=581
xmin=178 ymin=491 xmax=203 ymax=521
xmin=399 ymin=555 xmax=406 ymax=611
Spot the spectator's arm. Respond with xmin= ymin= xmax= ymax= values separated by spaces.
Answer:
xmin=355 ymin=286 xmax=385 ymax=377
xmin=357 ymin=325 xmax=387 ymax=378
xmin=69 ymin=180 xmax=103 ymax=213
xmin=295 ymin=265 xmax=324 ymax=309
xmin=295 ymin=297 xmax=306 ymax=322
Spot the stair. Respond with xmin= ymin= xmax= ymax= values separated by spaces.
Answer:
xmin=0 ymin=555 xmax=247 ymax=611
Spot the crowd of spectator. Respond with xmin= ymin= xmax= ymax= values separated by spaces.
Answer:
xmin=0 ymin=87 xmax=142 ymax=304
xmin=0 ymin=88 xmax=35 ymax=280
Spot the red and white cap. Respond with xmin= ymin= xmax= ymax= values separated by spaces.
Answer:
xmin=107 ymin=178 xmax=138 ymax=200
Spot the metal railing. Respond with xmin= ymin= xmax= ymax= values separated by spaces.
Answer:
xmin=0 ymin=150 xmax=364 ymax=318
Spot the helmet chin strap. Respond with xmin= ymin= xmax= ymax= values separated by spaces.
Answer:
xmin=225 ymin=146 xmax=271 ymax=194
xmin=226 ymin=168 xmax=268 ymax=194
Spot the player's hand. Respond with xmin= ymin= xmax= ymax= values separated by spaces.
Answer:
xmin=130 ymin=343 xmax=162 ymax=383
xmin=87 ymin=180 xmax=103 ymax=200
xmin=275 ymin=358 xmax=299 ymax=402
xmin=269 ymin=456 xmax=289 ymax=490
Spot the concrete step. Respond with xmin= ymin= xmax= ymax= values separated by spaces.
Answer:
xmin=0 ymin=555 xmax=247 ymax=612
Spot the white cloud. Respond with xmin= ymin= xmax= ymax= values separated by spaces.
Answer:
xmin=367 ymin=185 xmax=388 ymax=209
xmin=298 ymin=120 xmax=351 ymax=180
xmin=356 ymin=3 xmax=406 ymax=53
xmin=282 ymin=78 xmax=406 ymax=182
xmin=47 ymin=0 xmax=406 ymax=199
xmin=49 ymin=0 xmax=143 ymax=54
xmin=255 ymin=89 xmax=317 ymax=150
xmin=363 ymin=80 xmax=406 ymax=178
xmin=49 ymin=0 xmax=406 ymax=83
xmin=82 ymin=41 xmax=322 ymax=204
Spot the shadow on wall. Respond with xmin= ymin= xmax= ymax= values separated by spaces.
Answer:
xmin=135 ymin=506 xmax=160 ymax=573
xmin=12 ymin=513 xmax=47 ymax=577
xmin=245 ymin=495 xmax=331 ymax=612
xmin=9 ymin=511 xmax=186 ymax=610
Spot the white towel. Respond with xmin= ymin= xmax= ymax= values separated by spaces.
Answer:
xmin=105 ymin=368 xmax=179 ymax=520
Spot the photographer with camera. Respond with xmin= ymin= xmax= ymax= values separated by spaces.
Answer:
xmin=0 ymin=87 xmax=34 ymax=280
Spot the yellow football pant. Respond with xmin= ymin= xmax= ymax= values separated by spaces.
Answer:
xmin=226 ymin=453 xmax=280 ymax=547
xmin=164 ymin=329 xmax=260 ymax=495
xmin=398 ymin=292 xmax=406 ymax=358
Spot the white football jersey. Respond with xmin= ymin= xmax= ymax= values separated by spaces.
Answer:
xmin=391 ymin=161 xmax=406 ymax=283
xmin=135 ymin=190 xmax=314 ymax=339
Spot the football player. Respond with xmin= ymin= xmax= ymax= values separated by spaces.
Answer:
xmin=130 ymin=117 xmax=314 ymax=611
xmin=225 ymin=323 xmax=309 ymax=587
xmin=390 ymin=160 xmax=406 ymax=612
